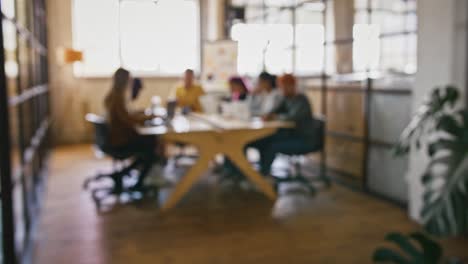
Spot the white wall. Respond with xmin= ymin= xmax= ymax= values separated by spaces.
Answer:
xmin=409 ymin=0 xmax=467 ymax=221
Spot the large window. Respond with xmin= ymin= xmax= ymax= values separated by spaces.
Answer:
xmin=73 ymin=0 xmax=200 ymax=77
xmin=230 ymin=0 xmax=416 ymax=76
xmin=229 ymin=2 xmax=325 ymax=77
xmin=231 ymin=23 xmax=324 ymax=76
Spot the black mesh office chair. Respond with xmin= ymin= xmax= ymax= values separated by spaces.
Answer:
xmin=83 ymin=113 xmax=159 ymax=209
xmin=273 ymin=117 xmax=331 ymax=194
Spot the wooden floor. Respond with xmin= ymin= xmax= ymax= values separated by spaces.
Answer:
xmin=33 ymin=145 xmax=468 ymax=264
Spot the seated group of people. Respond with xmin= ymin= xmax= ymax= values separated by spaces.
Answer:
xmin=104 ymin=68 xmax=318 ymax=186
xmin=222 ymin=73 xmax=318 ymax=178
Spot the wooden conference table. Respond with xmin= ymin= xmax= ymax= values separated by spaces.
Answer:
xmin=137 ymin=113 xmax=294 ymax=211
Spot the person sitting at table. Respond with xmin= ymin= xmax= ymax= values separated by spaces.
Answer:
xmin=253 ymin=73 xmax=318 ymax=176
xmin=248 ymin=71 xmax=283 ymax=117
xmin=219 ymin=76 xmax=251 ymax=185
xmin=228 ymin=76 xmax=249 ymax=101
xmin=221 ymin=74 xmax=276 ymax=184
xmin=105 ymin=68 xmax=164 ymax=190
xmin=173 ymin=69 xmax=205 ymax=112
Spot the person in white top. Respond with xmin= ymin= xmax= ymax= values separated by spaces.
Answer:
xmin=248 ymin=72 xmax=283 ymax=117
xmin=221 ymin=72 xmax=283 ymax=186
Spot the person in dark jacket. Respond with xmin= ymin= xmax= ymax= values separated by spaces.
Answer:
xmin=254 ymin=73 xmax=318 ymax=176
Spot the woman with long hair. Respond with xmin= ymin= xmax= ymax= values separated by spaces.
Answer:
xmin=105 ymin=68 xmax=143 ymax=147
xmin=105 ymin=68 xmax=162 ymax=189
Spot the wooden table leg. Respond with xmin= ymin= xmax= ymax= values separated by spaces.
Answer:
xmin=222 ymin=128 xmax=278 ymax=200
xmin=161 ymin=132 xmax=217 ymax=211
xmin=224 ymin=149 xmax=277 ymax=200
xmin=161 ymin=152 xmax=212 ymax=211
xmin=160 ymin=128 xmax=278 ymax=211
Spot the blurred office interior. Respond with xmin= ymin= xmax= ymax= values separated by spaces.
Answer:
xmin=1 ymin=0 xmax=468 ymax=263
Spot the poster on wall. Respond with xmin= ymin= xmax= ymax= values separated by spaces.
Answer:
xmin=202 ymin=40 xmax=238 ymax=92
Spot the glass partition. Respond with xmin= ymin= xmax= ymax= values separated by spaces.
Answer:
xmin=1 ymin=0 xmax=49 ymax=262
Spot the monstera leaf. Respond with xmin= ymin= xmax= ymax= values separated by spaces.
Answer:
xmin=395 ymin=86 xmax=459 ymax=156
xmin=396 ymin=86 xmax=468 ymax=236
xmin=421 ymin=110 xmax=468 ymax=236
xmin=373 ymin=232 xmax=443 ymax=264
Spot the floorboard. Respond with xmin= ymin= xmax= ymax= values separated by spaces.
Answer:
xmin=33 ymin=145 xmax=468 ymax=264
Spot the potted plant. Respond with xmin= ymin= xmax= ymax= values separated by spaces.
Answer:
xmin=373 ymin=86 xmax=468 ymax=263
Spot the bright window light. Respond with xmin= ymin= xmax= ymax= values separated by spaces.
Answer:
xmin=232 ymin=23 xmax=323 ymax=76
xmin=295 ymin=24 xmax=324 ymax=75
xmin=231 ymin=23 xmax=267 ymax=75
xmin=73 ymin=0 xmax=200 ymax=77
xmin=353 ymin=24 xmax=380 ymax=72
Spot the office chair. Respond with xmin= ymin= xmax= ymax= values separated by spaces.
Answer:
xmin=83 ymin=113 xmax=159 ymax=209
xmin=273 ymin=117 xmax=331 ymax=194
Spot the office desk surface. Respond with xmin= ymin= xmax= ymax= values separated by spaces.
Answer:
xmin=137 ymin=114 xmax=294 ymax=211
xmin=137 ymin=113 xmax=294 ymax=135
xmin=137 ymin=115 xmax=215 ymax=135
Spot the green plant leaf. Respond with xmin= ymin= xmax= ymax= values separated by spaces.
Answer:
xmin=396 ymin=86 xmax=468 ymax=237
xmin=385 ymin=233 xmax=420 ymax=259
xmin=408 ymin=232 xmax=443 ymax=261
xmin=373 ymin=232 xmax=443 ymax=264
xmin=436 ymin=115 xmax=462 ymax=137
xmin=373 ymin=248 xmax=411 ymax=264
xmin=395 ymin=86 xmax=461 ymax=157
xmin=428 ymin=140 xmax=457 ymax=157
xmin=444 ymin=86 xmax=460 ymax=107
xmin=422 ymin=155 xmax=468 ymax=236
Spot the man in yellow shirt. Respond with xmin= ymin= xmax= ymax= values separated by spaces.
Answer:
xmin=174 ymin=69 xmax=205 ymax=112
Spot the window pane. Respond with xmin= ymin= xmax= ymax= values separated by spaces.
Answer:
xmin=296 ymin=2 xmax=325 ymax=21
xmin=232 ymin=24 xmax=292 ymax=75
xmin=266 ymin=7 xmax=292 ymax=24
xmin=264 ymin=24 xmax=293 ymax=74
xmin=231 ymin=24 xmax=265 ymax=75
xmin=354 ymin=0 xmax=367 ymax=9
xmin=73 ymin=0 xmax=120 ymax=77
xmin=372 ymin=0 xmax=406 ymax=12
xmin=295 ymin=24 xmax=324 ymax=75
xmin=1 ymin=0 xmax=16 ymax=18
xmin=353 ymin=24 xmax=380 ymax=72
xmin=407 ymin=13 xmax=417 ymax=32
xmin=371 ymin=11 xmax=405 ymax=34
xmin=120 ymin=0 xmax=199 ymax=74
xmin=73 ymin=0 xmax=199 ymax=77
